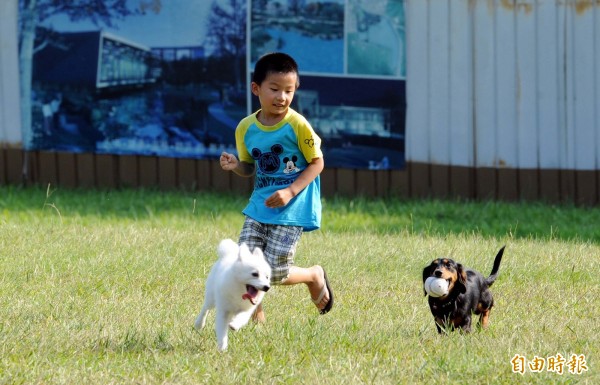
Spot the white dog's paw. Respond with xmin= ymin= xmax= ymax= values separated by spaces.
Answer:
xmin=229 ymin=320 xmax=243 ymax=331
xmin=217 ymin=340 xmax=228 ymax=352
xmin=228 ymin=311 xmax=252 ymax=331
xmin=228 ymin=317 xmax=244 ymax=331
xmin=194 ymin=313 xmax=207 ymax=330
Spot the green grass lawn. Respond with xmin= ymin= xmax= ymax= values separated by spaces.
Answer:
xmin=0 ymin=186 xmax=598 ymax=384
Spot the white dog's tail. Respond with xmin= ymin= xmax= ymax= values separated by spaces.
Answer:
xmin=217 ymin=238 xmax=239 ymax=258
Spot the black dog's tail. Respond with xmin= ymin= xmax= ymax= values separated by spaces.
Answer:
xmin=485 ymin=246 xmax=505 ymax=286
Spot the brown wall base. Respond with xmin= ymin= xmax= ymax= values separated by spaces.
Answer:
xmin=1 ymin=150 xmax=598 ymax=205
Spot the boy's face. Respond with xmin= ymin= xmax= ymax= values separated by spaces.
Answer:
xmin=251 ymin=71 xmax=298 ymax=121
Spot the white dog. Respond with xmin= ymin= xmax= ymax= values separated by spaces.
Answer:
xmin=194 ymin=239 xmax=271 ymax=351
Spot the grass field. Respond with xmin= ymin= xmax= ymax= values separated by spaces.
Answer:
xmin=0 ymin=185 xmax=598 ymax=384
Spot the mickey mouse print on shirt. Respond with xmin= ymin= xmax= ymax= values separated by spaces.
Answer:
xmin=251 ymin=144 xmax=283 ymax=174
xmin=283 ymin=156 xmax=299 ymax=174
xmin=251 ymin=143 xmax=302 ymax=175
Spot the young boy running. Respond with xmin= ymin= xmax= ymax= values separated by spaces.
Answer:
xmin=219 ymin=52 xmax=333 ymax=320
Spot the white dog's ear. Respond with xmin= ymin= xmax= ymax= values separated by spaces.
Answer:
xmin=238 ymin=242 xmax=250 ymax=262
xmin=252 ymin=247 xmax=265 ymax=260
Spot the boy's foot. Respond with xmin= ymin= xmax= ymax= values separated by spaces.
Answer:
xmin=311 ymin=266 xmax=333 ymax=314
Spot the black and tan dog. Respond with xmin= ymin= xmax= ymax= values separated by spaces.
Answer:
xmin=422 ymin=246 xmax=505 ymax=333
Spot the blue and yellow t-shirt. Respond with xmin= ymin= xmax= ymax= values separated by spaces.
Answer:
xmin=236 ymin=108 xmax=322 ymax=231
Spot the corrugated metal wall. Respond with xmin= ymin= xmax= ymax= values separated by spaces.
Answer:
xmin=405 ymin=0 xmax=599 ymax=171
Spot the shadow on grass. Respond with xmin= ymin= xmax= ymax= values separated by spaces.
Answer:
xmin=2 ymin=185 xmax=599 ymax=243
xmin=0 ymin=184 xmax=244 ymax=219
xmin=322 ymin=196 xmax=600 ymax=243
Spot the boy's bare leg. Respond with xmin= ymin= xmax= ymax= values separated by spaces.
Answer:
xmin=252 ymin=265 xmax=330 ymax=322
xmin=252 ymin=302 xmax=266 ymax=323
xmin=283 ymin=265 xmax=330 ymax=310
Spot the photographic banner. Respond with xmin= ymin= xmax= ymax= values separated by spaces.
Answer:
xmin=19 ymin=0 xmax=405 ymax=169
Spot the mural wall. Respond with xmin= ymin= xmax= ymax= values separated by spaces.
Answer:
xmin=19 ymin=0 xmax=405 ymax=170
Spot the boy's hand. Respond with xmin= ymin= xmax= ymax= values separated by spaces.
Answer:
xmin=220 ymin=152 xmax=239 ymax=171
xmin=265 ymin=188 xmax=294 ymax=208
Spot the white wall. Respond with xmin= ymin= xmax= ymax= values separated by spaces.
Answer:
xmin=0 ymin=0 xmax=22 ymax=145
xmin=405 ymin=0 xmax=599 ymax=170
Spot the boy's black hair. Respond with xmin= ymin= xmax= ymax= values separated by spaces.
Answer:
xmin=252 ymin=52 xmax=300 ymax=87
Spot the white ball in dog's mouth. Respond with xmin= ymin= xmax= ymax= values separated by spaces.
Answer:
xmin=424 ymin=277 xmax=449 ymax=297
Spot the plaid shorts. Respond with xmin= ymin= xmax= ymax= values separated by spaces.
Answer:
xmin=239 ymin=216 xmax=303 ymax=284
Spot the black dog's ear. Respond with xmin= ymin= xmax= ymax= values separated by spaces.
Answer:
xmin=455 ymin=263 xmax=467 ymax=293
xmin=422 ymin=263 xmax=434 ymax=296
xmin=422 ymin=264 xmax=434 ymax=282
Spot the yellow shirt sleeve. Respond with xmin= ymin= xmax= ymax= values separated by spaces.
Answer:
xmin=235 ymin=116 xmax=254 ymax=163
xmin=289 ymin=110 xmax=323 ymax=162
